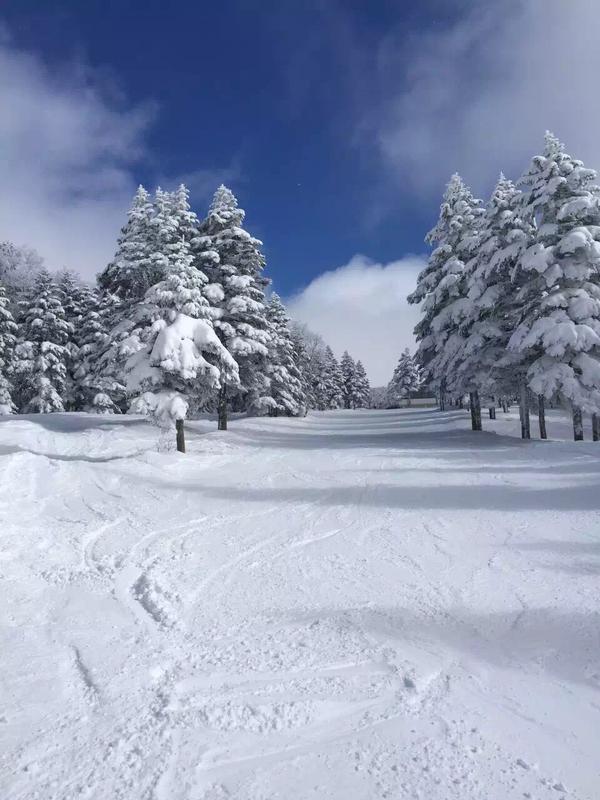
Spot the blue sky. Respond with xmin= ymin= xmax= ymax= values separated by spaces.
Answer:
xmin=2 ymin=1 xmax=600 ymax=381
xmin=0 ymin=0 xmax=449 ymax=293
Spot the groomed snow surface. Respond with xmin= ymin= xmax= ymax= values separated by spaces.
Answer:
xmin=1 ymin=408 xmax=599 ymax=800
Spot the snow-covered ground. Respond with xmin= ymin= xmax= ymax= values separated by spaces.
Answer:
xmin=1 ymin=408 xmax=599 ymax=800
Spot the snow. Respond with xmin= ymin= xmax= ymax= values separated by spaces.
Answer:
xmin=0 ymin=407 xmax=599 ymax=800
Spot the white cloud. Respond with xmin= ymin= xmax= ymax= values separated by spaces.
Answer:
xmin=372 ymin=0 xmax=600 ymax=197
xmin=286 ymin=254 xmax=424 ymax=385
xmin=0 ymin=33 xmax=157 ymax=279
xmin=0 ymin=32 xmax=239 ymax=281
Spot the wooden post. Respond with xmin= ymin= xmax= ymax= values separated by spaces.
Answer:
xmin=593 ymin=413 xmax=599 ymax=442
xmin=538 ymin=395 xmax=547 ymax=440
xmin=572 ymin=406 xmax=583 ymax=441
xmin=218 ymin=383 xmax=228 ymax=431
xmin=176 ymin=419 xmax=186 ymax=453
xmin=519 ymin=380 xmax=530 ymax=440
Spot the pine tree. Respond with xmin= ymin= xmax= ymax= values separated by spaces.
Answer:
xmin=199 ymin=185 xmax=271 ymax=429
xmin=447 ymin=175 xmax=533 ymax=430
xmin=125 ymin=252 xmax=239 ymax=450
xmin=509 ymin=133 xmax=600 ymax=439
xmin=340 ymin=351 xmax=359 ymax=409
xmin=98 ymin=186 xmax=156 ymax=300
xmin=408 ymin=173 xmax=483 ymax=410
xmin=265 ymin=294 xmax=306 ymax=416
xmin=56 ymin=270 xmax=97 ymax=410
xmin=387 ymin=349 xmax=420 ymax=406
xmin=322 ymin=346 xmax=344 ymax=409
xmin=72 ymin=289 xmax=123 ymax=413
xmin=0 ymin=282 xmax=18 ymax=413
xmin=353 ymin=361 xmax=370 ymax=408
xmin=13 ymin=269 xmax=72 ymax=413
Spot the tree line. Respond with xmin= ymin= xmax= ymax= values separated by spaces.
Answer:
xmin=408 ymin=132 xmax=600 ymax=442
xmin=0 ymin=185 xmax=371 ymax=450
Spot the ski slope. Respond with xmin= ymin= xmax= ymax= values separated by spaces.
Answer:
xmin=1 ymin=408 xmax=599 ymax=800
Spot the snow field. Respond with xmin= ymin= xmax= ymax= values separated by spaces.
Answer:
xmin=0 ymin=408 xmax=599 ymax=799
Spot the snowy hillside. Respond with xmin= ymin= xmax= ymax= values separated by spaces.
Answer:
xmin=1 ymin=408 xmax=599 ymax=800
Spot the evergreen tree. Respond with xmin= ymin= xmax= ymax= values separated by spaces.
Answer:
xmin=354 ymin=360 xmax=371 ymax=408
xmin=72 ymin=289 xmax=123 ymax=413
xmin=265 ymin=294 xmax=306 ymax=416
xmin=0 ymin=282 xmax=18 ymax=413
xmin=408 ymin=173 xmax=483 ymax=409
xmin=387 ymin=348 xmax=420 ymax=406
xmin=447 ymin=175 xmax=533 ymax=428
xmin=125 ymin=252 xmax=238 ymax=450
xmin=13 ymin=269 xmax=72 ymax=413
xmin=199 ymin=185 xmax=271 ymax=429
xmin=340 ymin=351 xmax=358 ymax=409
xmin=98 ymin=186 xmax=156 ymax=300
xmin=509 ymin=133 xmax=600 ymax=438
xmin=322 ymin=346 xmax=344 ymax=409
xmin=56 ymin=271 xmax=98 ymax=410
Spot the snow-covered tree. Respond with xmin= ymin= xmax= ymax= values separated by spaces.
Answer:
xmin=98 ymin=186 xmax=156 ymax=300
xmin=0 ymin=282 xmax=18 ymax=413
xmin=387 ymin=349 xmax=420 ymax=406
xmin=126 ymin=251 xmax=238 ymax=450
xmin=265 ymin=294 xmax=306 ymax=416
xmin=13 ymin=269 xmax=72 ymax=413
xmin=340 ymin=351 xmax=360 ymax=409
xmin=354 ymin=361 xmax=371 ymax=408
xmin=322 ymin=346 xmax=344 ymax=409
xmin=408 ymin=173 xmax=483 ymax=410
xmin=0 ymin=241 xmax=44 ymax=301
xmin=198 ymin=185 xmax=271 ymax=428
xmin=70 ymin=289 xmax=120 ymax=413
xmin=510 ymin=133 xmax=600 ymax=439
xmin=56 ymin=271 xmax=98 ymax=410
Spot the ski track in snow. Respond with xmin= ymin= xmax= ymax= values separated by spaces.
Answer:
xmin=0 ymin=408 xmax=599 ymax=799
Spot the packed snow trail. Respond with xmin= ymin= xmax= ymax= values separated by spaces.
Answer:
xmin=1 ymin=409 xmax=599 ymax=800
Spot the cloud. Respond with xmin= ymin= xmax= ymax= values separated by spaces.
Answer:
xmin=369 ymin=0 xmax=600 ymax=197
xmin=0 ymin=32 xmax=157 ymax=279
xmin=286 ymin=254 xmax=424 ymax=385
xmin=0 ymin=31 xmax=239 ymax=281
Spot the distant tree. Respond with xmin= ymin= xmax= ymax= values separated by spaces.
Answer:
xmin=354 ymin=360 xmax=371 ymax=408
xmin=265 ymin=294 xmax=306 ymax=416
xmin=0 ymin=241 xmax=44 ymax=301
xmin=387 ymin=348 xmax=420 ymax=406
xmin=322 ymin=346 xmax=345 ymax=409
xmin=340 ymin=351 xmax=359 ymax=409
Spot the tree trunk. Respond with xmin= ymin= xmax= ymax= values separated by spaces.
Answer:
xmin=176 ymin=419 xmax=186 ymax=453
xmin=488 ymin=406 xmax=496 ymax=420
xmin=519 ymin=380 xmax=530 ymax=440
xmin=593 ymin=413 xmax=599 ymax=442
xmin=572 ymin=406 xmax=583 ymax=441
xmin=469 ymin=390 xmax=482 ymax=431
xmin=407 ymin=392 xmax=411 ymax=407
xmin=538 ymin=395 xmax=547 ymax=440
xmin=218 ymin=384 xmax=228 ymax=431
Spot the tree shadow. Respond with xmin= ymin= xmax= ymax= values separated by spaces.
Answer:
xmin=168 ymin=478 xmax=600 ymax=512
xmin=0 ymin=413 xmax=148 ymax=433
